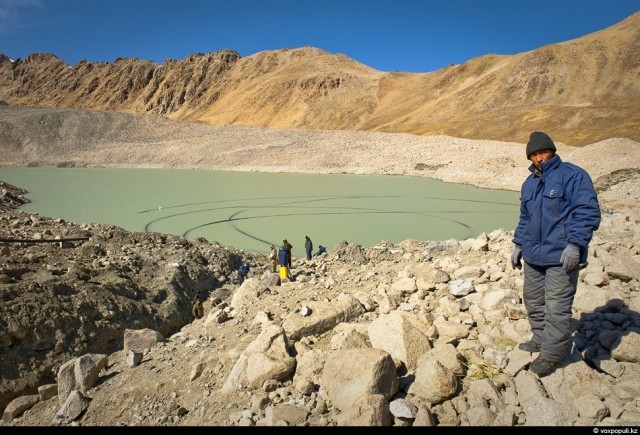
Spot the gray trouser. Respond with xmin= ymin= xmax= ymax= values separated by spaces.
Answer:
xmin=523 ymin=262 xmax=579 ymax=362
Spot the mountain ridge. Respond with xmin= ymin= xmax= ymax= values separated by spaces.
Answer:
xmin=1 ymin=12 xmax=639 ymax=146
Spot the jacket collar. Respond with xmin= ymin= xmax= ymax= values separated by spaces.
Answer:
xmin=528 ymin=154 xmax=562 ymax=176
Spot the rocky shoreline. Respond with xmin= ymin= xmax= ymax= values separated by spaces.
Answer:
xmin=1 ymin=112 xmax=640 ymax=426
xmin=1 ymin=173 xmax=639 ymax=426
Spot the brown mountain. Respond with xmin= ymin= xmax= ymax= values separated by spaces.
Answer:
xmin=1 ymin=11 xmax=639 ymax=147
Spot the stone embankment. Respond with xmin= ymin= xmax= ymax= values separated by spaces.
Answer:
xmin=1 ymin=202 xmax=639 ymax=426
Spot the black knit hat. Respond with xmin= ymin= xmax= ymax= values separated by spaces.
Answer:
xmin=526 ymin=131 xmax=556 ymax=158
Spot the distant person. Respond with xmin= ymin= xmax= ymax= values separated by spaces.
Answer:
xmin=511 ymin=131 xmax=600 ymax=377
xmin=283 ymin=239 xmax=293 ymax=269
xmin=278 ymin=241 xmax=293 ymax=281
xmin=238 ymin=262 xmax=250 ymax=286
xmin=268 ymin=245 xmax=278 ymax=273
xmin=315 ymin=245 xmax=327 ymax=257
xmin=304 ymin=235 xmax=313 ymax=260
xmin=191 ymin=293 xmax=204 ymax=319
xmin=278 ymin=243 xmax=289 ymax=268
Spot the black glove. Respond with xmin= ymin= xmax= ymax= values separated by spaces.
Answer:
xmin=560 ymin=243 xmax=580 ymax=271
xmin=511 ymin=245 xmax=523 ymax=270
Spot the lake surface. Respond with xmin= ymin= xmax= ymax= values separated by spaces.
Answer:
xmin=0 ymin=167 xmax=520 ymax=256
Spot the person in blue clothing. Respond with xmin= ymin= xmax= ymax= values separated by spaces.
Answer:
xmin=238 ymin=262 xmax=250 ymax=286
xmin=511 ymin=131 xmax=601 ymax=377
xmin=278 ymin=240 xmax=293 ymax=280
xmin=283 ymin=239 xmax=293 ymax=269
xmin=278 ymin=243 xmax=289 ymax=268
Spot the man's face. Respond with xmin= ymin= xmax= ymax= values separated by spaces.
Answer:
xmin=529 ymin=149 xmax=555 ymax=170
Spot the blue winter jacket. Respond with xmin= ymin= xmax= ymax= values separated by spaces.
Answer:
xmin=513 ymin=154 xmax=601 ymax=267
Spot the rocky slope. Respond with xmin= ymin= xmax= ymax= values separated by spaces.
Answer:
xmin=0 ymin=186 xmax=639 ymax=427
xmin=1 ymin=110 xmax=639 ymax=426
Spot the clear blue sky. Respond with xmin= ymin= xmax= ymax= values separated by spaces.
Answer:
xmin=1 ymin=0 xmax=638 ymax=73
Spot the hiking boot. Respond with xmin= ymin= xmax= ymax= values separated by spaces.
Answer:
xmin=529 ymin=356 xmax=558 ymax=377
xmin=518 ymin=340 xmax=540 ymax=353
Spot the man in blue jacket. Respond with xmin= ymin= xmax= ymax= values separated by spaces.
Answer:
xmin=511 ymin=131 xmax=601 ymax=377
